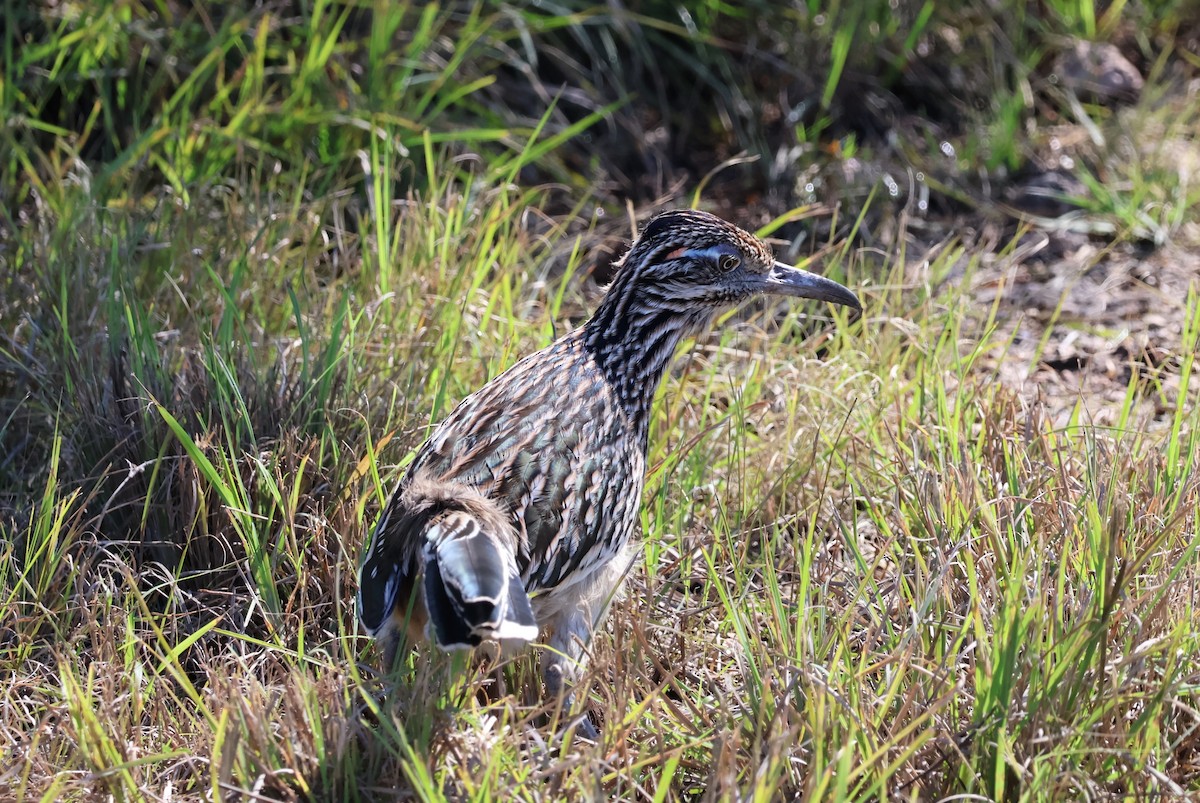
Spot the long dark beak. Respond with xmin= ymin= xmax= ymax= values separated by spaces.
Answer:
xmin=764 ymin=260 xmax=862 ymax=312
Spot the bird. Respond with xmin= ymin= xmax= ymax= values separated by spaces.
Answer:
xmin=357 ymin=209 xmax=861 ymax=730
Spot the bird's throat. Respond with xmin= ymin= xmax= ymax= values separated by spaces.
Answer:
xmin=582 ymin=288 xmax=713 ymax=437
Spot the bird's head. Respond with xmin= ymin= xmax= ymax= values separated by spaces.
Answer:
xmin=584 ymin=209 xmax=861 ymax=418
xmin=608 ymin=209 xmax=861 ymax=318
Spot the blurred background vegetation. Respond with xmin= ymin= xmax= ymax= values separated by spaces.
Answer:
xmin=6 ymin=0 xmax=1197 ymax=215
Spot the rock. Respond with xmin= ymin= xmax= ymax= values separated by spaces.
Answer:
xmin=1007 ymin=167 xmax=1089 ymax=218
xmin=1054 ymin=40 xmax=1144 ymax=104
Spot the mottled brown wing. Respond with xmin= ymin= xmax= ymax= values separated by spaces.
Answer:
xmin=406 ymin=336 xmax=643 ymax=592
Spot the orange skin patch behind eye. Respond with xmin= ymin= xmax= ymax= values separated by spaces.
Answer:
xmin=664 ymin=247 xmax=688 ymax=260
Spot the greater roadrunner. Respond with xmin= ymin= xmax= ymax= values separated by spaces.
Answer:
xmin=358 ymin=209 xmax=860 ymax=726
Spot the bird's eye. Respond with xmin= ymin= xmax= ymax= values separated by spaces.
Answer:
xmin=720 ymin=254 xmax=740 ymax=272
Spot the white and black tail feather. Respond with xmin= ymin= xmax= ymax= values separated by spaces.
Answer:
xmin=357 ymin=504 xmax=408 ymax=637
xmin=423 ymin=510 xmax=538 ymax=648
